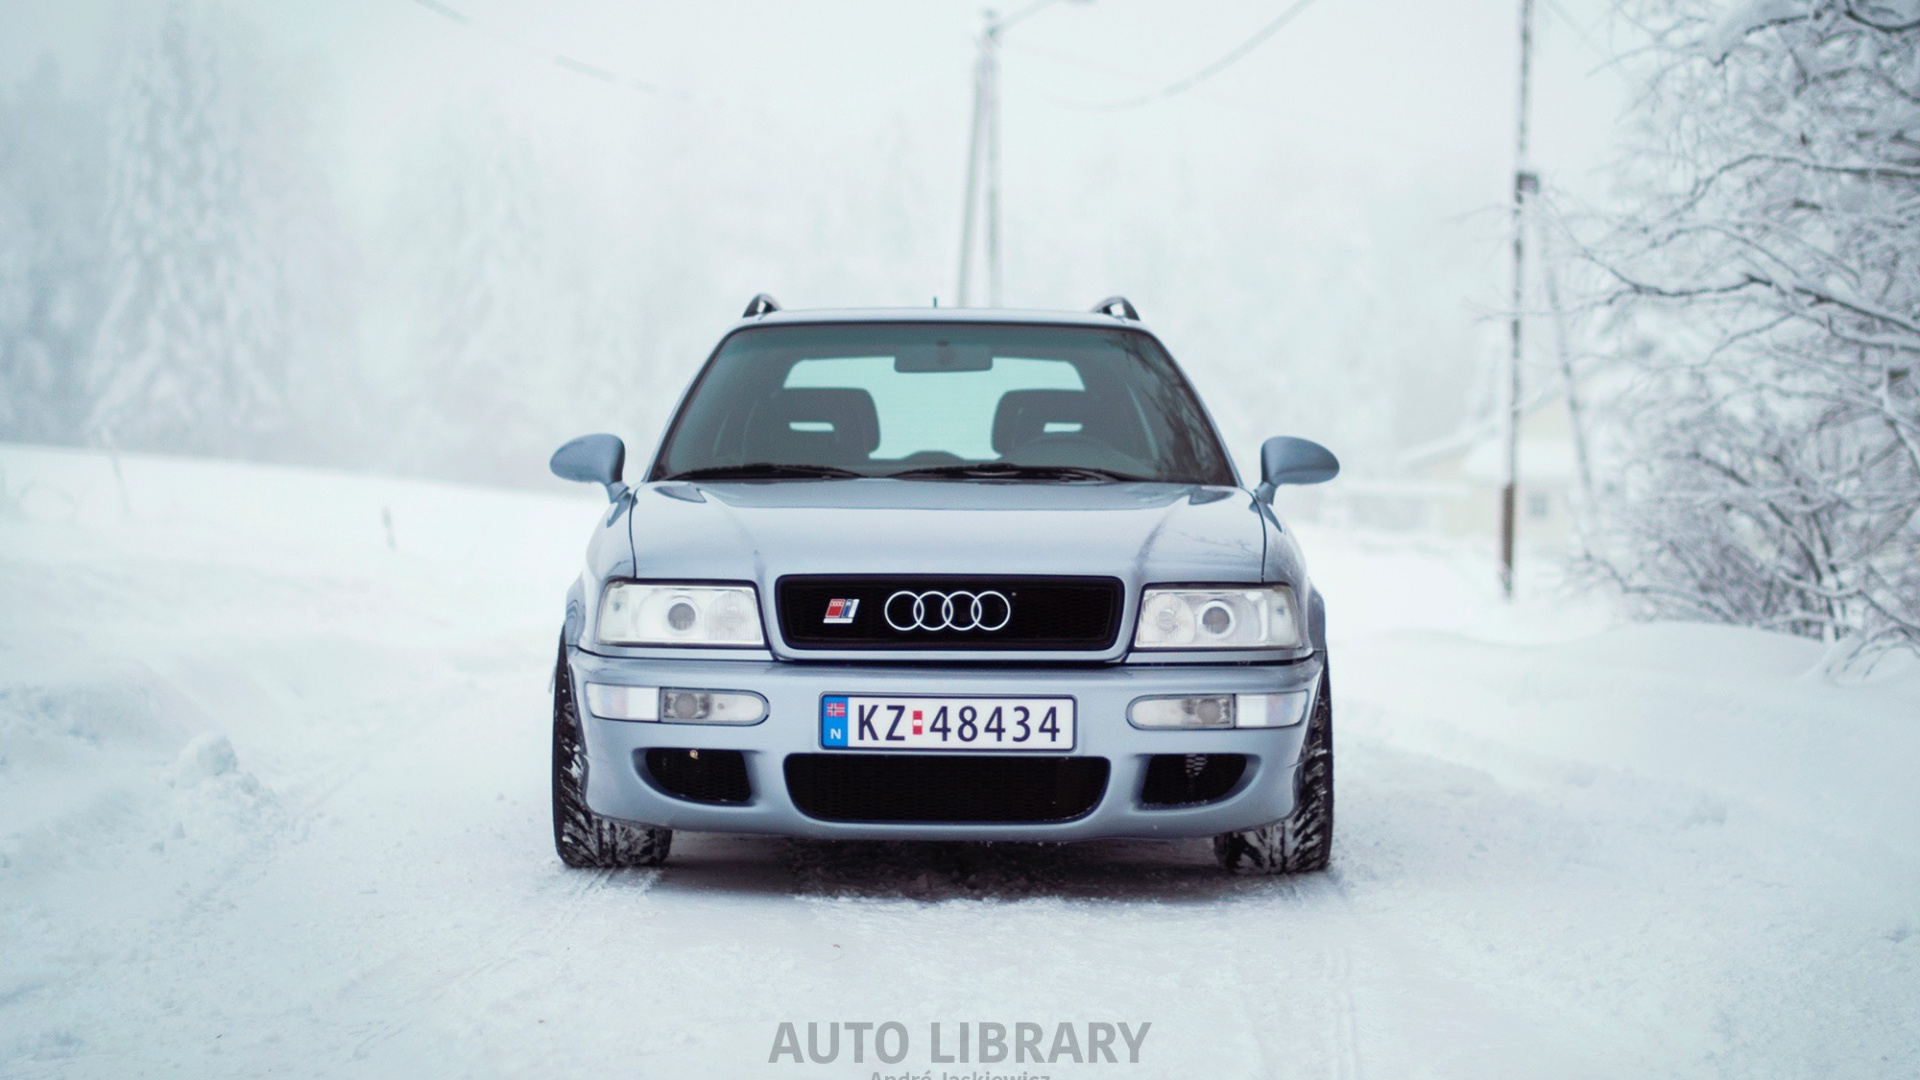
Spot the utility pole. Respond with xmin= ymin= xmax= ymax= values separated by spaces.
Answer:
xmin=984 ymin=16 xmax=1003 ymax=308
xmin=956 ymin=29 xmax=989 ymax=307
xmin=1500 ymin=0 xmax=1537 ymax=600
xmin=957 ymin=10 xmax=1004 ymax=307
xmin=956 ymin=0 xmax=1071 ymax=306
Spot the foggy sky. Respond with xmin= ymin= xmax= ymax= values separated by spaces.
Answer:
xmin=2 ymin=0 xmax=1630 ymax=476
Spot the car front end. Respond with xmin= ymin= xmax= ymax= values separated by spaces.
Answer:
xmin=549 ymin=302 xmax=1338 ymax=871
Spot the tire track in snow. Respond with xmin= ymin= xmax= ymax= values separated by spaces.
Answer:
xmin=1317 ymin=869 xmax=1366 ymax=1080
xmin=342 ymin=866 xmax=661 ymax=1061
xmin=1324 ymin=933 xmax=1363 ymax=1080
xmin=1226 ymin=876 xmax=1365 ymax=1080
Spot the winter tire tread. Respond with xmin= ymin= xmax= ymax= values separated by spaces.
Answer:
xmin=552 ymin=635 xmax=671 ymax=869
xmin=1213 ymin=662 xmax=1333 ymax=875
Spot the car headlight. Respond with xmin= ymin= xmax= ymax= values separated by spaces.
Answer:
xmin=1133 ymin=585 xmax=1301 ymax=650
xmin=596 ymin=582 xmax=765 ymax=647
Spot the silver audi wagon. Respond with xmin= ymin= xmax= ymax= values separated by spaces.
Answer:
xmin=548 ymin=296 xmax=1339 ymax=874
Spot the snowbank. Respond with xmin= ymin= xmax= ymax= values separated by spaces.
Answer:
xmin=3 ymin=443 xmax=1916 ymax=1078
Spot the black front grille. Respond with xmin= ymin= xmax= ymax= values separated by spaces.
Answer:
xmin=777 ymin=576 xmax=1123 ymax=651
xmin=1140 ymin=754 xmax=1247 ymax=807
xmin=784 ymin=754 xmax=1109 ymax=823
xmin=642 ymin=749 xmax=752 ymax=804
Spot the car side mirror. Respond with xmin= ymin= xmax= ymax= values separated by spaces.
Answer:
xmin=550 ymin=433 xmax=628 ymax=502
xmin=1254 ymin=436 xmax=1339 ymax=504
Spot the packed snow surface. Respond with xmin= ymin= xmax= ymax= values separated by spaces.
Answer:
xmin=2 ymin=444 xmax=1916 ymax=1078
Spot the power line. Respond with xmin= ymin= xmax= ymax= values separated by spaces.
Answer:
xmin=400 ymin=0 xmax=677 ymax=98
xmin=406 ymin=0 xmax=471 ymax=25
xmin=399 ymin=0 xmax=973 ymax=112
xmin=1061 ymin=0 xmax=1326 ymax=112
xmin=1002 ymin=39 xmax=1164 ymax=88
xmin=996 ymin=0 xmax=1074 ymax=35
xmin=1540 ymin=0 xmax=1637 ymax=82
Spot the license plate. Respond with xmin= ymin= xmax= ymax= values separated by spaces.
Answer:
xmin=820 ymin=695 xmax=1075 ymax=751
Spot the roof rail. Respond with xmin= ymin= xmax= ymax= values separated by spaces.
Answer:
xmin=1090 ymin=296 xmax=1139 ymax=321
xmin=742 ymin=293 xmax=781 ymax=318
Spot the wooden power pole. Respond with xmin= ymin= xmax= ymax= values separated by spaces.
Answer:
xmin=956 ymin=10 xmax=1004 ymax=307
xmin=1501 ymin=0 xmax=1537 ymax=599
xmin=957 ymin=1 xmax=1072 ymax=306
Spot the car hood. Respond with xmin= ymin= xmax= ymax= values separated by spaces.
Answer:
xmin=626 ymin=479 xmax=1267 ymax=585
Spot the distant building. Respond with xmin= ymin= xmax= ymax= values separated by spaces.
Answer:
xmin=1285 ymin=395 xmax=1587 ymax=549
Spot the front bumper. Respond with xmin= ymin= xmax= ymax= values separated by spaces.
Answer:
xmin=568 ymin=649 xmax=1323 ymax=841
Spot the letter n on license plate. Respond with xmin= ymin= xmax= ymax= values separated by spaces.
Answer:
xmin=820 ymin=695 xmax=1075 ymax=751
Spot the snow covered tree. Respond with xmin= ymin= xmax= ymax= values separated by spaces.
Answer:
xmin=379 ymin=99 xmax=658 ymax=487
xmin=1578 ymin=0 xmax=1920 ymax=656
xmin=382 ymin=103 xmax=553 ymax=484
xmin=88 ymin=1 xmax=340 ymax=458
xmin=0 ymin=56 xmax=109 ymax=445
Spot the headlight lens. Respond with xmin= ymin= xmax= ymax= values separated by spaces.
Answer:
xmin=596 ymin=583 xmax=765 ymax=646
xmin=1133 ymin=586 xmax=1301 ymax=650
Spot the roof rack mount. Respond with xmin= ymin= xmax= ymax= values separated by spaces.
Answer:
xmin=1091 ymin=296 xmax=1140 ymax=321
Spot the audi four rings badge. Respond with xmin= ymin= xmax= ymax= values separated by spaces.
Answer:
xmin=883 ymin=590 xmax=1013 ymax=632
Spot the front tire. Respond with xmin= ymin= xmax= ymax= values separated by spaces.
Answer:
xmin=552 ymin=636 xmax=671 ymax=869
xmin=1213 ymin=662 xmax=1333 ymax=874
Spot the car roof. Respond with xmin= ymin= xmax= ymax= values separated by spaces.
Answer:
xmin=730 ymin=306 xmax=1152 ymax=333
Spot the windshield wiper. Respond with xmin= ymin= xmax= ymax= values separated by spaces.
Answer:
xmin=666 ymin=463 xmax=864 ymax=481
xmin=885 ymin=462 xmax=1148 ymax=483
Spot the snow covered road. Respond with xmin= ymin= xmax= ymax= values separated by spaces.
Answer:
xmin=3 ymin=445 xmax=1917 ymax=1079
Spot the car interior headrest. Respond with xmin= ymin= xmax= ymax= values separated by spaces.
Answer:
xmin=992 ymin=389 xmax=1097 ymax=456
xmin=748 ymin=387 xmax=882 ymax=464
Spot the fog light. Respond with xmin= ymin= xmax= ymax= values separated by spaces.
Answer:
xmin=659 ymin=688 xmax=767 ymax=725
xmin=1126 ymin=689 xmax=1315 ymax=729
xmin=581 ymin=685 xmax=767 ymax=724
xmin=1128 ymin=695 xmax=1236 ymax=729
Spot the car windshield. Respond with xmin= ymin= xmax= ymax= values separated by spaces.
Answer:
xmin=651 ymin=322 xmax=1236 ymax=485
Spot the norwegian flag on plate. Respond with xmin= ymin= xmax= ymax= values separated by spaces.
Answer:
xmin=822 ymin=598 xmax=860 ymax=624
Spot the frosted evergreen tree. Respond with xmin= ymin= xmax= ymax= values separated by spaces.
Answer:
xmin=0 ymin=56 xmax=109 ymax=444
xmin=385 ymin=103 xmax=549 ymax=484
xmin=383 ymin=100 xmax=650 ymax=486
xmin=89 ymin=1 xmax=336 ymax=457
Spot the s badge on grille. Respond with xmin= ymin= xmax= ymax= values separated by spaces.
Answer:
xmin=822 ymin=598 xmax=860 ymax=625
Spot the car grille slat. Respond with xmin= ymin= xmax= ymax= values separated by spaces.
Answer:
xmin=777 ymin=575 xmax=1123 ymax=651
xmin=784 ymin=754 xmax=1109 ymax=823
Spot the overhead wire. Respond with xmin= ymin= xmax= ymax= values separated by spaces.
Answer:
xmin=398 ymin=0 xmax=1339 ymax=117
xmin=1003 ymin=41 xmax=1275 ymax=124
xmin=399 ymin=0 xmax=684 ymax=99
xmin=995 ymin=0 xmax=1075 ymax=35
xmin=396 ymin=0 xmax=1592 ymax=126
xmin=396 ymin=0 xmax=980 ymax=113
xmin=1539 ymin=0 xmax=1637 ymax=82
xmin=1045 ymin=0 xmax=1326 ymax=112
